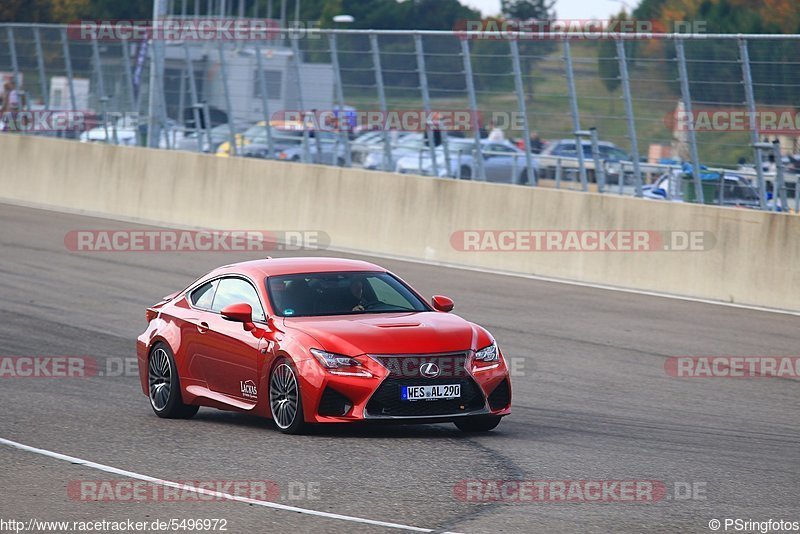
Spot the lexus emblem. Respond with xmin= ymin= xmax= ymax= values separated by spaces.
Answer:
xmin=419 ymin=362 xmax=441 ymax=379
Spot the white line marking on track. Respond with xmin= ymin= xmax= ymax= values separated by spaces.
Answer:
xmin=0 ymin=437 xmax=457 ymax=533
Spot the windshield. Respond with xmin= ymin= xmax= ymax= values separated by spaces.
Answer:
xmin=267 ymin=271 xmax=429 ymax=317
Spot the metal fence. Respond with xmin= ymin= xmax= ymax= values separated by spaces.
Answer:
xmin=1 ymin=20 xmax=799 ymax=212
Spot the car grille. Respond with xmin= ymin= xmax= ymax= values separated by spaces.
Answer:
xmin=370 ymin=353 xmax=469 ymax=379
xmin=366 ymin=353 xmax=486 ymax=417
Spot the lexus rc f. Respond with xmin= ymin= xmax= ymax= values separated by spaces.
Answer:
xmin=136 ymin=258 xmax=511 ymax=434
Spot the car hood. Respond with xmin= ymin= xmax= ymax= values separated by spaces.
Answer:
xmin=282 ymin=311 xmax=490 ymax=356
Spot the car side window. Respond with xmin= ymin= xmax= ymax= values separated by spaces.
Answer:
xmin=491 ymin=144 xmax=516 ymax=154
xmin=557 ymin=143 xmax=576 ymax=156
xmin=190 ymin=280 xmax=217 ymax=309
xmin=211 ymin=277 xmax=266 ymax=322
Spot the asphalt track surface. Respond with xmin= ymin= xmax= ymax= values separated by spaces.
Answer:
xmin=0 ymin=202 xmax=798 ymax=534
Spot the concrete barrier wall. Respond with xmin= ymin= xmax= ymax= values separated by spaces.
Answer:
xmin=1 ymin=135 xmax=798 ymax=311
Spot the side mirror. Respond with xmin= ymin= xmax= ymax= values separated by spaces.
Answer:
xmin=431 ymin=295 xmax=454 ymax=312
xmin=221 ymin=302 xmax=256 ymax=331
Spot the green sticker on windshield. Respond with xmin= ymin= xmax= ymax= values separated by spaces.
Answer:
xmin=284 ymin=308 xmax=295 ymax=315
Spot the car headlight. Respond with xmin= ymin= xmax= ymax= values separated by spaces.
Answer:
xmin=310 ymin=349 xmax=372 ymax=377
xmin=474 ymin=342 xmax=499 ymax=362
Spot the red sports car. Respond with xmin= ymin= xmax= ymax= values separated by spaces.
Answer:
xmin=136 ymin=258 xmax=511 ymax=434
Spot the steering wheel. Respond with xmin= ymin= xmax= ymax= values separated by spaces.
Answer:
xmin=356 ymin=300 xmax=381 ymax=311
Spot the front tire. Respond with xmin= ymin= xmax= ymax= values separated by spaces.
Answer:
xmin=454 ymin=415 xmax=502 ymax=433
xmin=148 ymin=343 xmax=198 ymax=419
xmin=269 ymin=358 xmax=307 ymax=434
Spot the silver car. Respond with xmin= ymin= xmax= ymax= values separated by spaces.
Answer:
xmin=396 ymin=138 xmax=537 ymax=184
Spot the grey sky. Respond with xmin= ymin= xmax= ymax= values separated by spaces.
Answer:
xmin=458 ymin=0 xmax=627 ymax=20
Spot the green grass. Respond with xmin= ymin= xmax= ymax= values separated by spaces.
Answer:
xmin=342 ymin=42 xmax=749 ymax=168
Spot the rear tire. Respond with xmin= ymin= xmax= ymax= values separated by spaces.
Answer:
xmin=148 ymin=343 xmax=198 ymax=419
xmin=459 ymin=166 xmax=472 ymax=180
xmin=454 ymin=415 xmax=502 ymax=433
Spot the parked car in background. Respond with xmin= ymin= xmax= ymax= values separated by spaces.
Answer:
xmin=79 ymin=117 xmax=138 ymax=146
xmin=271 ymin=131 xmax=347 ymax=166
xmin=396 ymin=138 xmax=536 ymax=184
xmin=240 ymin=127 xmax=321 ymax=160
xmin=349 ymin=130 xmax=386 ymax=166
xmin=643 ymin=167 xmax=761 ymax=209
xmin=362 ymin=133 xmax=427 ymax=171
xmin=539 ymin=139 xmax=633 ymax=185
xmin=216 ymin=120 xmax=306 ymax=157
xmin=176 ymin=122 xmax=250 ymax=153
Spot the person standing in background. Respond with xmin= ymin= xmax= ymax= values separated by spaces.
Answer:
xmin=2 ymin=80 xmax=20 ymax=112
xmin=488 ymin=120 xmax=505 ymax=142
xmin=529 ymin=130 xmax=543 ymax=154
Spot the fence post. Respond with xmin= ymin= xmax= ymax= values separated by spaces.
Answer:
xmin=6 ymin=27 xmax=21 ymax=96
xmin=92 ymin=39 xmax=109 ymax=144
xmin=290 ymin=37 xmax=310 ymax=163
xmin=33 ymin=27 xmax=49 ymax=110
xmin=154 ymin=49 xmax=172 ymax=149
xmin=615 ymin=38 xmax=642 ymax=197
xmin=254 ymin=40 xmax=276 ymax=159
xmin=773 ymin=140 xmax=788 ymax=212
xmin=147 ymin=0 xmax=168 ymax=147
xmin=328 ymin=33 xmax=351 ymax=167
xmin=91 ymin=37 xmax=108 ymax=112
xmin=589 ymin=127 xmax=606 ymax=192
xmin=460 ymin=38 xmax=485 ymax=181
xmin=182 ymin=43 xmax=204 ymax=152
xmin=216 ymin=41 xmax=238 ymax=155
xmin=738 ymin=38 xmax=767 ymax=210
xmin=121 ymin=37 xmax=136 ymax=113
xmin=60 ymin=28 xmax=77 ymax=111
xmin=674 ymin=38 xmax=704 ymax=204
xmin=555 ymin=157 xmax=562 ymax=187
xmin=563 ymin=39 xmax=588 ymax=191
xmin=369 ymin=33 xmax=393 ymax=171
xmin=414 ymin=34 xmax=441 ymax=178
xmin=510 ymin=39 xmax=535 ymax=186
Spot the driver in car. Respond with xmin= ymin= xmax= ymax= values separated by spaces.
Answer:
xmin=349 ymin=277 xmax=367 ymax=311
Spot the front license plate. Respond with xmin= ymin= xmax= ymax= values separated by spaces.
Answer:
xmin=401 ymin=384 xmax=461 ymax=401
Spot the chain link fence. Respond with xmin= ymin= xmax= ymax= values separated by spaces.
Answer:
xmin=1 ymin=20 xmax=799 ymax=212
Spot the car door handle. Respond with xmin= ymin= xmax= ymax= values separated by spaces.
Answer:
xmin=197 ymin=321 xmax=209 ymax=334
